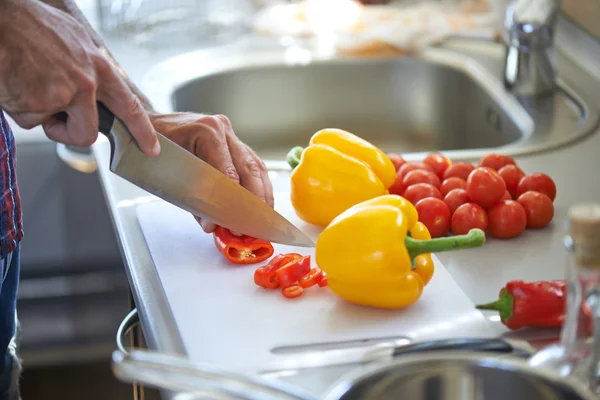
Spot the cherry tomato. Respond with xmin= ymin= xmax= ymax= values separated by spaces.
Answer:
xmin=498 ymin=164 xmax=525 ymax=199
xmin=398 ymin=162 xmax=435 ymax=180
xmin=516 ymin=173 xmax=557 ymax=201
xmin=487 ymin=200 xmax=527 ymax=239
xmin=500 ymin=190 xmax=511 ymax=201
xmin=415 ymin=198 xmax=451 ymax=238
xmin=388 ymin=171 xmax=405 ymax=196
xmin=403 ymin=169 xmax=441 ymax=189
xmin=282 ymin=284 xmax=304 ymax=299
xmin=451 ymin=203 xmax=488 ymax=235
xmin=517 ymin=191 xmax=554 ymax=229
xmin=466 ymin=167 xmax=507 ymax=209
xmin=403 ymin=183 xmax=443 ymax=205
xmin=479 ymin=154 xmax=516 ymax=171
xmin=444 ymin=189 xmax=470 ymax=215
xmin=440 ymin=177 xmax=467 ymax=197
xmin=387 ymin=153 xmax=406 ymax=172
xmin=423 ymin=152 xmax=452 ymax=179
xmin=299 ymin=268 xmax=323 ymax=288
xmin=442 ymin=162 xmax=476 ymax=181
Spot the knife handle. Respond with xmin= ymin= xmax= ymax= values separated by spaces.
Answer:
xmin=53 ymin=101 xmax=116 ymax=136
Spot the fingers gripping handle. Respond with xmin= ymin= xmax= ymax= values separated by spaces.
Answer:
xmin=53 ymin=101 xmax=115 ymax=135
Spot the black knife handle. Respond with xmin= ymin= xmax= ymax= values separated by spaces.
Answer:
xmin=53 ymin=101 xmax=115 ymax=135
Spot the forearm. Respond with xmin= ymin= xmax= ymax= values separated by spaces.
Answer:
xmin=39 ymin=0 xmax=155 ymax=112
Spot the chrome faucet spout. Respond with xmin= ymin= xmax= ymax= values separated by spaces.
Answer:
xmin=503 ymin=0 xmax=562 ymax=97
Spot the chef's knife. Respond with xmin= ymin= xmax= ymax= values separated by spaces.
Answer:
xmin=55 ymin=102 xmax=315 ymax=247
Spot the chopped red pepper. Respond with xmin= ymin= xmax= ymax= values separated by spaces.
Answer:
xmin=318 ymin=275 xmax=328 ymax=287
xmin=476 ymin=280 xmax=592 ymax=332
xmin=254 ymin=253 xmax=303 ymax=289
xmin=213 ymin=226 xmax=274 ymax=265
xmin=276 ymin=256 xmax=311 ymax=288
xmin=282 ymin=284 xmax=304 ymax=299
xmin=299 ymin=268 xmax=323 ymax=288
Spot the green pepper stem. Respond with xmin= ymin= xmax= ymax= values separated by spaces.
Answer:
xmin=475 ymin=289 xmax=514 ymax=322
xmin=405 ymin=228 xmax=485 ymax=260
xmin=286 ymin=146 xmax=304 ymax=169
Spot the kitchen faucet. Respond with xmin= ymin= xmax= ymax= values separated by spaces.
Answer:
xmin=503 ymin=0 xmax=562 ymax=97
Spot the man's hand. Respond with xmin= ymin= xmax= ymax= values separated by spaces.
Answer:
xmin=150 ymin=112 xmax=274 ymax=233
xmin=0 ymin=0 xmax=160 ymax=156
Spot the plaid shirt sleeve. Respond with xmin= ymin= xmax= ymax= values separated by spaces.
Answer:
xmin=0 ymin=110 xmax=23 ymax=261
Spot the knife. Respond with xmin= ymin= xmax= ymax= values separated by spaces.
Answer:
xmin=54 ymin=102 xmax=315 ymax=247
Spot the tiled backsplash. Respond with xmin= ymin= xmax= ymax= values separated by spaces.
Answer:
xmin=562 ymin=0 xmax=600 ymax=41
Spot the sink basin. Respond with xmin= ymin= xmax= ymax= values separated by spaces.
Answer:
xmin=142 ymin=40 xmax=598 ymax=164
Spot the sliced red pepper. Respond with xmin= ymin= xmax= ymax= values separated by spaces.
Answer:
xmin=282 ymin=284 xmax=304 ymax=299
xmin=318 ymin=274 xmax=328 ymax=287
xmin=254 ymin=253 xmax=303 ymax=289
xmin=213 ymin=226 xmax=274 ymax=265
xmin=299 ymin=267 xmax=323 ymax=288
xmin=275 ymin=256 xmax=311 ymax=288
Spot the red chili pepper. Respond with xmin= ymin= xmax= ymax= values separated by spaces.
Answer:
xmin=276 ymin=256 xmax=311 ymax=288
xmin=476 ymin=280 xmax=592 ymax=332
xmin=254 ymin=253 xmax=302 ymax=289
xmin=213 ymin=226 xmax=274 ymax=265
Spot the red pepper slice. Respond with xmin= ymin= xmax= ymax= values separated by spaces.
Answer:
xmin=254 ymin=253 xmax=304 ymax=289
xmin=299 ymin=268 xmax=323 ymax=288
xmin=282 ymin=284 xmax=304 ymax=299
xmin=318 ymin=274 xmax=328 ymax=287
xmin=213 ymin=226 xmax=274 ymax=265
xmin=275 ymin=256 xmax=311 ymax=288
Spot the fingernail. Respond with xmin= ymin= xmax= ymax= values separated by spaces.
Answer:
xmin=151 ymin=140 xmax=161 ymax=156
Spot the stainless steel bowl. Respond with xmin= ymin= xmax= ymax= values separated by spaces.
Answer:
xmin=325 ymin=351 xmax=596 ymax=400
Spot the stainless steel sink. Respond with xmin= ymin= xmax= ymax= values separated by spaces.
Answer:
xmin=142 ymin=39 xmax=598 ymax=165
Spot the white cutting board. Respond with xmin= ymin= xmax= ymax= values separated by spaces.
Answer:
xmin=136 ymin=192 xmax=495 ymax=372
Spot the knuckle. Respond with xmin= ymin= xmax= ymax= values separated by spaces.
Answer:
xmin=94 ymin=56 xmax=113 ymax=77
xmin=223 ymin=166 xmax=240 ymax=182
xmin=215 ymin=114 xmax=232 ymax=128
xmin=243 ymin=156 xmax=262 ymax=177
xmin=77 ymin=74 xmax=97 ymax=94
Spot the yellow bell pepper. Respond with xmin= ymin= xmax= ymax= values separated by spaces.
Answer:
xmin=316 ymin=195 xmax=485 ymax=309
xmin=287 ymin=128 xmax=396 ymax=227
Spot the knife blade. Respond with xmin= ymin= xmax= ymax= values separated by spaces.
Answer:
xmin=55 ymin=102 xmax=315 ymax=247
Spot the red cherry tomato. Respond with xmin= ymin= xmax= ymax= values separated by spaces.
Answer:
xmin=423 ymin=152 xmax=452 ymax=179
xmin=387 ymin=153 xmax=406 ymax=172
xmin=398 ymin=162 xmax=435 ymax=180
xmin=415 ymin=197 xmax=451 ymax=238
xmin=516 ymin=173 xmax=557 ymax=201
xmin=479 ymin=154 xmax=516 ymax=171
xmin=388 ymin=171 xmax=405 ymax=196
xmin=442 ymin=162 xmax=476 ymax=181
xmin=500 ymin=190 xmax=511 ymax=201
xmin=403 ymin=169 xmax=441 ymax=189
xmin=282 ymin=284 xmax=304 ymax=299
xmin=440 ymin=177 xmax=467 ymax=197
xmin=444 ymin=189 xmax=470 ymax=215
xmin=403 ymin=183 xmax=443 ymax=205
xmin=487 ymin=200 xmax=527 ymax=239
xmin=451 ymin=203 xmax=488 ymax=235
xmin=498 ymin=164 xmax=525 ymax=199
xmin=466 ymin=167 xmax=507 ymax=209
xmin=517 ymin=191 xmax=554 ymax=229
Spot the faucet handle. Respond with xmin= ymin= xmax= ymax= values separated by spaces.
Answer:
xmin=504 ymin=0 xmax=561 ymax=48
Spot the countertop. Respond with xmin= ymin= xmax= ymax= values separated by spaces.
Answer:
xmin=11 ymin=5 xmax=600 ymax=398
